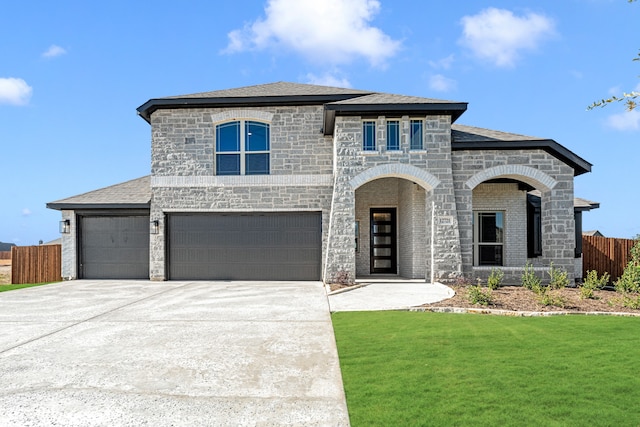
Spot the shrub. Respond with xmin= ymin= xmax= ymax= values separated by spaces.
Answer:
xmin=538 ymin=290 xmax=566 ymax=308
xmin=548 ymin=262 xmax=570 ymax=290
xmin=621 ymin=294 xmax=640 ymax=309
xmin=467 ymin=285 xmax=493 ymax=306
xmin=580 ymin=270 xmax=610 ymax=300
xmin=521 ymin=262 xmax=541 ymax=290
xmin=487 ymin=268 xmax=505 ymax=290
xmin=615 ymin=238 xmax=640 ymax=294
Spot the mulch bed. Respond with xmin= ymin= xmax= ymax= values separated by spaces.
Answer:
xmin=425 ymin=285 xmax=640 ymax=314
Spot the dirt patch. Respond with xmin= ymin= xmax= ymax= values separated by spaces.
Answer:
xmin=426 ymin=285 xmax=640 ymax=314
xmin=0 ymin=265 xmax=10 ymax=285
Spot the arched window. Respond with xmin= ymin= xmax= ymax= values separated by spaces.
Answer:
xmin=215 ymin=120 xmax=270 ymax=175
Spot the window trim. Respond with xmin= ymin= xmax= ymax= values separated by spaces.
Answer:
xmin=386 ymin=120 xmax=400 ymax=151
xmin=409 ymin=119 xmax=424 ymax=150
xmin=362 ymin=120 xmax=376 ymax=151
xmin=473 ymin=211 xmax=505 ymax=266
xmin=215 ymin=119 xmax=270 ymax=175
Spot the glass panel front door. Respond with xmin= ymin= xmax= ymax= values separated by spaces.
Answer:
xmin=370 ymin=208 xmax=397 ymax=274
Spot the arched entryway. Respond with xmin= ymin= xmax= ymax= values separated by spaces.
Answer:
xmin=350 ymin=164 xmax=439 ymax=279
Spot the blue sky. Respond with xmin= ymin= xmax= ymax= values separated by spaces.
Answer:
xmin=1 ymin=0 xmax=638 ymax=245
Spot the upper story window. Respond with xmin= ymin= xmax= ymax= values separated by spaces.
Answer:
xmin=473 ymin=211 xmax=504 ymax=266
xmin=215 ymin=120 xmax=270 ymax=175
xmin=362 ymin=121 xmax=376 ymax=151
xmin=386 ymin=120 xmax=400 ymax=151
xmin=410 ymin=119 xmax=424 ymax=150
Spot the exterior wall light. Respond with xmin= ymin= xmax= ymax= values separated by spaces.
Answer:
xmin=150 ymin=220 xmax=160 ymax=235
xmin=59 ymin=219 xmax=71 ymax=234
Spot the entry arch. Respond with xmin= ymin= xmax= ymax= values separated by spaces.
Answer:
xmin=465 ymin=165 xmax=557 ymax=191
xmin=349 ymin=163 xmax=440 ymax=191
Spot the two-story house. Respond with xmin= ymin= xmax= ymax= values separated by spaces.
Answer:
xmin=48 ymin=81 xmax=597 ymax=284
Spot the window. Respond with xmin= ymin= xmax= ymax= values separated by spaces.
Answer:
xmin=363 ymin=121 xmax=376 ymax=151
xmin=410 ymin=119 xmax=423 ymax=150
xmin=386 ymin=120 xmax=400 ymax=150
xmin=215 ymin=120 xmax=269 ymax=175
xmin=473 ymin=212 xmax=504 ymax=266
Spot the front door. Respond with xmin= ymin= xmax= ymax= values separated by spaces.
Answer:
xmin=370 ymin=208 xmax=397 ymax=274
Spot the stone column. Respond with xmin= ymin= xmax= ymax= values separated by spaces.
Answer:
xmin=541 ymin=183 xmax=576 ymax=281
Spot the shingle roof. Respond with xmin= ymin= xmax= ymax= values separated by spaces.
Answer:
xmin=452 ymin=124 xmax=546 ymax=142
xmin=47 ymin=176 xmax=151 ymax=210
xmin=328 ymin=93 xmax=460 ymax=105
xmin=165 ymin=81 xmax=373 ymax=99
xmin=137 ymin=81 xmax=467 ymax=123
xmin=451 ymin=124 xmax=592 ymax=176
xmin=529 ymin=190 xmax=599 ymax=211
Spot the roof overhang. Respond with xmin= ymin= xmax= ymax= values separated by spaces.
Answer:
xmin=452 ymin=139 xmax=592 ymax=176
xmin=136 ymin=94 xmax=369 ymax=123
xmin=46 ymin=202 xmax=150 ymax=211
xmin=323 ymin=102 xmax=468 ymax=135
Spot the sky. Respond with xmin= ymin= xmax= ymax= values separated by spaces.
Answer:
xmin=1 ymin=0 xmax=638 ymax=245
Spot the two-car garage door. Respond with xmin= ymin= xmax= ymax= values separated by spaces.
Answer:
xmin=167 ymin=212 xmax=322 ymax=281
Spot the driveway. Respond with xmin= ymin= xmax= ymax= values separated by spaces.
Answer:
xmin=0 ymin=280 xmax=349 ymax=426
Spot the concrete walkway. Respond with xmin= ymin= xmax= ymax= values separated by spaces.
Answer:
xmin=328 ymin=280 xmax=454 ymax=312
xmin=0 ymin=280 xmax=349 ymax=426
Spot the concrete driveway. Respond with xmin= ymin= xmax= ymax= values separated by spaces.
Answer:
xmin=0 ymin=280 xmax=349 ymax=426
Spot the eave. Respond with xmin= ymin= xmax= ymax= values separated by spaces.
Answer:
xmin=136 ymin=94 xmax=367 ymax=123
xmin=452 ymin=139 xmax=592 ymax=176
xmin=322 ymin=102 xmax=468 ymax=135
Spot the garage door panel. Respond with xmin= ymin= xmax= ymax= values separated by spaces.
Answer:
xmin=80 ymin=216 xmax=150 ymax=279
xmin=168 ymin=213 xmax=321 ymax=280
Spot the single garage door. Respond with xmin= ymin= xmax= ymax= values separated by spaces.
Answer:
xmin=79 ymin=216 xmax=150 ymax=279
xmin=167 ymin=212 xmax=322 ymax=280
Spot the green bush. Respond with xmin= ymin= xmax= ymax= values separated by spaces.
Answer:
xmin=521 ymin=262 xmax=541 ymax=290
xmin=548 ymin=262 xmax=570 ymax=289
xmin=621 ymin=294 xmax=640 ymax=309
xmin=580 ymin=270 xmax=610 ymax=299
xmin=487 ymin=268 xmax=505 ymax=290
xmin=615 ymin=238 xmax=640 ymax=294
xmin=538 ymin=290 xmax=566 ymax=308
xmin=467 ymin=285 xmax=493 ymax=306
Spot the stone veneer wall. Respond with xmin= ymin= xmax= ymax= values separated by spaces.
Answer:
xmin=148 ymin=105 xmax=335 ymax=280
xmin=325 ymin=115 xmax=460 ymax=283
xmin=150 ymin=106 xmax=332 ymax=176
xmin=60 ymin=209 xmax=77 ymax=280
xmin=453 ymin=149 xmax=576 ymax=283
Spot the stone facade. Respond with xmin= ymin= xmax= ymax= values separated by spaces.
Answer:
xmin=53 ymin=83 xmax=590 ymax=284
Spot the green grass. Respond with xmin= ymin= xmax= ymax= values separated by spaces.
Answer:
xmin=0 ymin=282 xmax=53 ymax=292
xmin=332 ymin=311 xmax=640 ymax=426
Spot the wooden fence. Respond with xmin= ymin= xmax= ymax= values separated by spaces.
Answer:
xmin=11 ymin=245 xmax=62 ymax=284
xmin=582 ymin=235 xmax=636 ymax=282
xmin=0 ymin=251 xmax=11 ymax=260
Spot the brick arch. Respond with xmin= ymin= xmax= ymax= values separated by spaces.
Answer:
xmin=349 ymin=164 xmax=441 ymax=191
xmin=210 ymin=109 xmax=274 ymax=124
xmin=464 ymin=165 xmax=557 ymax=191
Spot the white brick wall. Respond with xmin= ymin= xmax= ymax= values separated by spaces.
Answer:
xmin=472 ymin=183 xmax=527 ymax=267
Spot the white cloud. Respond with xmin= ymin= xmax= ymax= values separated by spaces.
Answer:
xmin=0 ymin=77 xmax=33 ymax=106
xmin=429 ymin=54 xmax=455 ymax=70
xmin=305 ymin=72 xmax=351 ymax=88
xmin=459 ymin=8 xmax=555 ymax=67
xmin=429 ymin=74 xmax=457 ymax=92
xmin=606 ymin=109 xmax=640 ymax=131
xmin=42 ymin=44 xmax=67 ymax=58
xmin=223 ymin=0 xmax=401 ymax=67
xmin=21 ymin=208 xmax=32 ymax=217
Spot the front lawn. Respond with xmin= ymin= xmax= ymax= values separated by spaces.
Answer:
xmin=0 ymin=283 xmax=52 ymax=293
xmin=332 ymin=311 xmax=640 ymax=426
